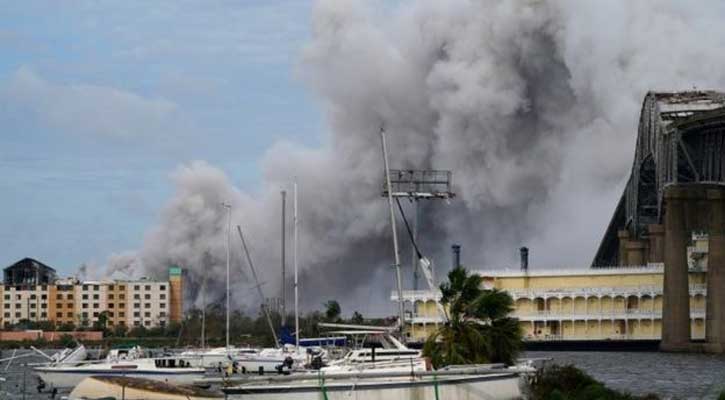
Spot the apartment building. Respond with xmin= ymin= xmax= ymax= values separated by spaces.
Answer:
xmin=0 ymin=258 xmax=182 ymax=329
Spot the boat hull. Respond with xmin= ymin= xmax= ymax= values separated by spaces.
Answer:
xmin=69 ymin=376 xmax=222 ymax=400
xmin=35 ymin=367 xmax=205 ymax=389
xmin=222 ymin=373 xmax=523 ymax=400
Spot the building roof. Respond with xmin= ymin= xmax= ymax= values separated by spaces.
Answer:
xmin=4 ymin=257 xmax=56 ymax=273
xmin=475 ymin=263 xmax=665 ymax=278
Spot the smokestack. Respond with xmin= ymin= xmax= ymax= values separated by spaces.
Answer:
xmin=452 ymin=244 xmax=461 ymax=269
xmin=520 ymin=247 xmax=529 ymax=271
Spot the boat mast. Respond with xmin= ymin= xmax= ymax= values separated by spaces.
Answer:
xmin=293 ymin=182 xmax=300 ymax=348
xmin=380 ymin=127 xmax=406 ymax=340
xmin=222 ymin=202 xmax=232 ymax=350
xmin=281 ymin=190 xmax=287 ymax=327
xmin=236 ymin=224 xmax=280 ymax=347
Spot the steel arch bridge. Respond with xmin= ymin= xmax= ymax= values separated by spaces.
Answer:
xmin=593 ymin=91 xmax=725 ymax=267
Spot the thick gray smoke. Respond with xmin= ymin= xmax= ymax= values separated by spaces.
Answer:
xmin=107 ymin=0 xmax=725 ymax=314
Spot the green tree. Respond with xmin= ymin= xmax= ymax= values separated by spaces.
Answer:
xmin=423 ymin=266 xmax=522 ymax=368
xmin=350 ymin=311 xmax=364 ymax=324
xmin=324 ymin=300 xmax=341 ymax=322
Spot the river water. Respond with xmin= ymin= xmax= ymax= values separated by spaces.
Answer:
xmin=525 ymin=351 xmax=725 ymax=400
xmin=1 ymin=350 xmax=724 ymax=399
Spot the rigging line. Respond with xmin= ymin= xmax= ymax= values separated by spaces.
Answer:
xmin=395 ymin=197 xmax=423 ymax=259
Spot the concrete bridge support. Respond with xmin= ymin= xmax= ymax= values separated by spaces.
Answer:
xmin=706 ymin=188 xmax=725 ymax=353
xmin=660 ymin=186 xmax=694 ymax=351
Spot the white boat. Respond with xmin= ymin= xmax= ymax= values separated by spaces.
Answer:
xmin=217 ymin=365 xmax=526 ymax=400
xmin=34 ymin=347 xmax=205 ymax=389
xmin=233 ymin=344 xmax=310 ymax=373
xmin=69 ymin=375 xmax=222 ymax=400
xmin=49 ymin=344 xmax=87 ymax=365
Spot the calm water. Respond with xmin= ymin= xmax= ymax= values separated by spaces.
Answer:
xmin=2 ymin=349 xmax=725 ymax=399
xmin=525 ymin=351 xmax=725 ymax=400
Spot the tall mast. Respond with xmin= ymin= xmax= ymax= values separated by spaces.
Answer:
xmin=380 ymin=127 xmax=406 ymax=340
xmin=293 ymin=182 xmax=300 ymax=348
xmin=281 ymin=190 xmax=287 ymax=327
xmin=222 ymin=202 xmax=232 ymax=350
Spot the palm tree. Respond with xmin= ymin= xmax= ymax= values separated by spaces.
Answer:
xmin=423 ymin=266 xmax=522 ymax=368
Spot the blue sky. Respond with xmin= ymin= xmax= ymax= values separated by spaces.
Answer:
xmin=0 ymin=1 xmax=324 ymax=275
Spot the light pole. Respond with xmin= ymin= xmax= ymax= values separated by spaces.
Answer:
xmin=221 ymin=202 xmax=232 ymax=350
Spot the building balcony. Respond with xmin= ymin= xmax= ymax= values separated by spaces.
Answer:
xmin=508 ymin=284 xmax=707 ymax=300
xmin=514 ymin=308 xmax=706 ymax=321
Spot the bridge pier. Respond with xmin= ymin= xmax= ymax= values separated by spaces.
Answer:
xmin=705 ymin=188 xmax=725 ymax=353
xmin=660 ymin=186 xmax=693 ymax=352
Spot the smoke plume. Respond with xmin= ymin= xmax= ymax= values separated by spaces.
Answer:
xmin=107 ymin=0 xmax=725 ymax=314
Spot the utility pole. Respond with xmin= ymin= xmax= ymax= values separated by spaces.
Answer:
xmin=293 ymin=183 xmax=300 ymax=348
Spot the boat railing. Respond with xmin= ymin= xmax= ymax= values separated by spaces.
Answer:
xmin=199 ymin=364 xmax=526 ymax=386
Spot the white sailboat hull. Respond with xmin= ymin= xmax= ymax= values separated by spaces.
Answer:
xmin=222 ymin=373 xmax=523 ymax=400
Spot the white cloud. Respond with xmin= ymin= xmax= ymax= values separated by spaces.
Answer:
xmin=4 ymin=67 xmax=177 ymax=138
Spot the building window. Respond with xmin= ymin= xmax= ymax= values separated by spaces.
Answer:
xmin=108 ymin=303 xmax=115 ymax=309
xmin=119 ymin=320 xmax=125 ymax=326
xmin=119 ymin=303 xmax=125 ymax=309
xmin=57 ymin=303 xmax=63 ymax=309
xmin=83 ymin=285 xmax=88 ymax=291
xmin=109 ymin=285 xmax=114 ymax=290
xmin=67 ymin=303 xmax=73 ymax=309
xmin=134 ymin=303 xmax=140 ymax=309
xmin=15 ymin=312 xmax=20 ymax=318
xmin=144 ymin=312 xmax=150 ymax=318
xmin=145 ymin=303 xmax=151 ymax=309
xmin=41 ymin=294 xmax=47 ymax=300
xmin=68 ymin=294 xmax=73 ymax=300
xmin=41 ymin=312 xmax=46 ymax=318
xmin=108 ymin=312 xmax=114 ymax=317
xmin=119 ymin=312 xmax=125 ymax=317
xmin=82 ymin=294 xmax=88 ymax=300
xmin=3 ymin=294 xmax=9 ymax=300
xmin=93 ymin=294 xmax=99 ymax=300
xmin=134 ymin=321 xmax=140 ymax=326
xmin=134 ymin=312 xmax=140 ymax=317
xmin=108 ymin=294 xmax=114 ymax=300
xmin=3 ymin=304 xmax=8 ymax=309
xmin=119 ymin=294 xmax=125 ymax=300
xmin=144 ymin=294 xmax=151 ymax=300
xmin=14 ymin=303 xmax=20 ymax=308
xmin=67 ymin=312 xmax=73 ymax=318
xmin=93 ymin=304 xmax=98 ymax=309
xmin=56 ymin=312 xmax=63 ymax=318
xmin=93 ymin=312 xmax=99 ymax=317
xmin=160 ymin=303 xmax=166 ymax=309
xmin=82 ymin=303 xmax=88 ymax=309
xmin=30 ymin=303 xmax=36 ymax=309
xmin=56 ymin=294 xmax=63 ymax=300
xmin=30 ymin=294 xmax=36 ymax=300
xmin=160 ymin=294 xmax=166 ymax=300
xmin=144 ymin=320 xmax=150 ymax=326
xmin=160 ymin=285 xmax=166 ymax=291
xmin=82 ymin=312 xmax=88 ymax=318
xmin=3 ymin=312 xmax=9 ymax=318
xmin=41 ymin=285 xmax=47 ymax=291
xmin=41 ymin=304 xmax=47 ymax=309
xmin=15 ymin=295 xmax=20 ymax=300
xmin=134 ymin=285 xmax=140 ymax=290
xmin=134 ymin=294 xmax=140 ymax=300
xmin=160 ymin=312 xmax=166 ymax=318
xmin=30 ymin=312 xmax=36 ymax=318
xmin=145 ymin=285 xmax=151 ymax=291
xmin=93 ymin=285 xmax=99 ymax=291
xmin=119 ymin=285 xmax=125 ymax=291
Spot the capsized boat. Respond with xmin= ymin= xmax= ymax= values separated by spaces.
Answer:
xmin=68 ymin=375 xmax=222 ymax=400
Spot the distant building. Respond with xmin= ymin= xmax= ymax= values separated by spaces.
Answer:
xmin=1 ymin=259 xmax=183 ymax=330
xmin=394 ymin=263 xmax=707 ymax=343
